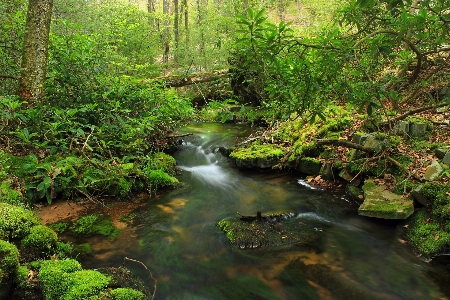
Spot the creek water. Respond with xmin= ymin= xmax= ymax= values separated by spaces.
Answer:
xmin=82 ymin=123 xmax=449 ymax=299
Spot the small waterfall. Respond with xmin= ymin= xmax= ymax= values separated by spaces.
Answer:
xmin=177 ymin=141 xmax=237 ymax=189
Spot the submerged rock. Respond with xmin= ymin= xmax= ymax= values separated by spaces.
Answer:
xmin=217 ymin=212 xmax=323 ymax=249
xmin=358 ymin=179 xmax=414 ymax=219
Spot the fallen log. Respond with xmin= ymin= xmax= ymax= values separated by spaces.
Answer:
xmin=149 ymin=69 xmax=229 ymax=88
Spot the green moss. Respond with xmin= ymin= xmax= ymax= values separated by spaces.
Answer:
xmin=230 ymin=142 xmax=285 ymax=162
xmin=407 ymin=211 xmax=450 ymax=256
xmin=109 ymin=288 xmax=147 ymax=300
xmin=0 ymin=182 xmax=26 ymax=206
xmin=22 ymin=225 xmax=58 ymax=252
xmin=48 ymin=221 xmax=69 ymax=233
xmin=0 ymin=240 xmax=19 ymax=280
xmin=419 ymin=182 xmax=450 ymax=219
xmin=0 ymin=203 xmax=40 ymax=240
xmin=39 ymin=259 xmax=109 ymax=300
xmin=70 ymin=214 xmax=120 ymax=241
xmin=146 ymin=169 xmax=179 ymax=190
xmin=74 ymin=243 xmax=93 ymax=256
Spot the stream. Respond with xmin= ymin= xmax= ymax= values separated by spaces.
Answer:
xmin=81 ymin=123 xmax=449 ymax=300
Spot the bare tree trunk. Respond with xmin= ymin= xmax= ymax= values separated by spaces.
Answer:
xmin=196 ymin=0 xmax=207 ymax=69
xmin=173 ymin=0 xmax=179 ymax=63
xmin=278 ymin=0 xmax=285 ymax=22
xmin=147 ymin=0 xmax=156 ymax=26
xmin=18 ymin=0 xmax=53 ymax=104
xmin=183 ymin=0 xmax=189 ymax=44
xmin=163 ymin=0 xmax=170 ymax=64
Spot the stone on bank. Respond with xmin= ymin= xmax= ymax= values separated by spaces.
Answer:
xmin=358 ymin=179 xmax=414 ymax=219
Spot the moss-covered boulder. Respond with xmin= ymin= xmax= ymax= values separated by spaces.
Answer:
xmin=0 ymin=203 xmax=40 ymax=240
xmin=217 ymin=212 xmax=323 ymax=249
xmin=230 ymin=143 xmax=285 ymax=169
xmin=298 ymin=157 xmax=322 ymax=175
xmin=109 ymin=288 xmax=147 ymax=300
xmin=358 ymin=179 xmax=414 ymax=219
xmin=38 ymin=259 xmax=110 ymax=300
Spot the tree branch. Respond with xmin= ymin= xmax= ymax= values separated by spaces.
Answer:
xmin=380 ymin=103 xmax=448 ymax=126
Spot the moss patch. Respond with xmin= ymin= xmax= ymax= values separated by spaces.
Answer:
xmin=0 ymin=203 xmax=40 ymax=240
xmin=70 ymin=214 xmax=120 ymax=241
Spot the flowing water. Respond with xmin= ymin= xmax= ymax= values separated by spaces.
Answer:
xmin=82 ymin=123 xmax=449 ymax=300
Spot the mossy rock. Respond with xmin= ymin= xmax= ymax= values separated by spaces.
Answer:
xmin=358 ymin=179 xmax=414 ymax=219
xmin=38 ymin=259 xmax=110 ymax=300
xmin=217 ymin=212 xmax=323 ymax=249
xmin=0 ymin=203 xmax=40 ymax=240
xmin=230 ymin=143 xmax=285 ymax=169
xmin=298 ymin=157 xmax=322 ymax=175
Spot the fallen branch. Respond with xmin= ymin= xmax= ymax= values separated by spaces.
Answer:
xmin=386 ymin=156 xmax=422 ymax=181
xmin=380 ymin=103 xmax=448 ymax=126
xmin=315 ymin=139 xmax=375 ymax=154
xmin=74 ymin=188 xmax=107 ymax=208
xmin=123 ymin=257 xmax=157 ymax=300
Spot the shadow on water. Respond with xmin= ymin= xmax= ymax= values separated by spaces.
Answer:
xmin=81 ymin=123 xmax=448 ymax=299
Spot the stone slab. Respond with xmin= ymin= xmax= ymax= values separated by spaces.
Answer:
xmin=358 ymin=179 xmax=414 ymax=219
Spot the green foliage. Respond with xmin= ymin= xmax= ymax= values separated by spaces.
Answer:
xmin=109 ymin=288 xmax=147 ymax=300
xmin=14 ymin=265 xmax=29 ymax=288
xmin=39 ymin=259 xmax=109 ymax=300
xmin=0 ymin=203 xmax=40 ymax=240
xmin=0 ymin=240 xmax=19 ymax=280
xmin=22 ymin=225 xmax=58 ymax=252
xmin=70 ymin=214 xmax=120 ymax=241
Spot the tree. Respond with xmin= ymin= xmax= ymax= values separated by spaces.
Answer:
xmin=174 ymin=0 xmax=180 ymax=63
xmin=162 ymin=0 xmax=170 ymax=63
xmin=18 ymin=0 xmax=53 ymax=104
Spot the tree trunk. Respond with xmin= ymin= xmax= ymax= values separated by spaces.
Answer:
xmin=174 ymin=0 xmax=179 ymax=63
xmin=183 ymin=0 xmax=189 ymax=44
xmin=163 ymin=0 xmax=170 ymax=64
xmin=278 ymin=0 xmax=285 ymax=22
xmin=18 ymin=0 xmax=53 ymax=104
xmin=147 ymin=0 xmax=156 ymax=26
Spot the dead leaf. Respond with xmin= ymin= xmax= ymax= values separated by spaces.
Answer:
xmin=435 ymin=235 xmax=440 ymax=241
xmin=51 ymin=206 xmax=58 ymax=210
xmin=403 ymin=224 xmax=409 ymax=228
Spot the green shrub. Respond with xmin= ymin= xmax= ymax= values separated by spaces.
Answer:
xmin=0 ymin=203 xmax=40 ymax=239
xmin=0 ymin=240 xmax=19 ymax=280
xmin=109 ymin=287 xmax=146 ymax=300
xmin=22 ymin=225 xmax=58 ymax=252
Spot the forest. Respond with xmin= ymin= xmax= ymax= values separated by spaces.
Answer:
xmin=0 ymin=0 xmax=450 ymax=299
